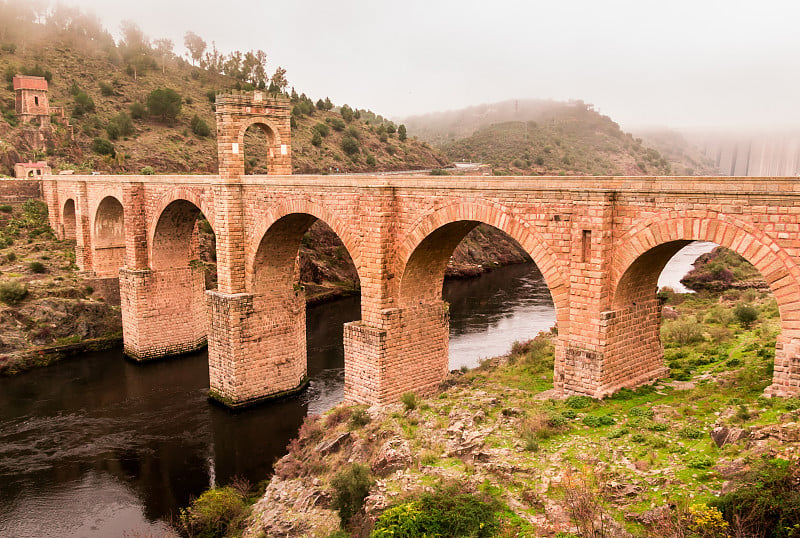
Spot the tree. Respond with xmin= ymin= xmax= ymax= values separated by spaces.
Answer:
xmin=120 ymin=20 xmax=152 ymax=80
xmin=190 ymin=114 xmax=210 ymax=137
xmin=323 ymin=97 xmax=333 ymax=110
xmin=270 ymin=66 xmax=288 ymax=94
xmin=340 ymin=104 xmax=354 ymax=123
xmin=146 ymin=88 xmax=182 ymax=123
xmin=183 ymin=31 xmax=206 ymax=66
xmin=398 ymin=124 xmax=407 ymax=142
xmin=153 ymin=38 xmax=174 ymax=74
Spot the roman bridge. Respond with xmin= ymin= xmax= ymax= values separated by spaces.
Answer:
xmin=41 ymin=92 xmax=800 ymax=408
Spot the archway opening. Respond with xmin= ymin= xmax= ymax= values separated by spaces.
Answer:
xmin=243 ymin=123 xmax=274 ymax=175
xmin=251 ymin=215 xmax=361 ymax=412
xmin=151 ymin=200 xmax=217 ymax=290
xmin=616 ymin=240 xmax=781 ymax=397
xmin=93 ymin=196 xmax=125 ymax=277
xmin=62 ymin=199 xmax=76 ymax=241
xmin=400 ymin=221 xmax=557 ymax=378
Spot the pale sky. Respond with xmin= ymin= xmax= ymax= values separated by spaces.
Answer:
xmin=65 ymin=0 xmax=800 ymax=131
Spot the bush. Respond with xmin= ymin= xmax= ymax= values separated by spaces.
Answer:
xmin=330 ymin=463 xmax=373 ymax=525
xmin=349 ymin=407 xmax=371 ymax=428
xmin=92 ymin=138 xmax=115 ymax=157
xmin=340 ymin=104 xmax=354 ymax=122
xmin=311 ymin=130 xmax=322 ymax=147
xmin=345 ymin=125 xmax=360 ymax=140
xmin=190 ymin=114 xmax=211 ymax=137
xmin=6 ymin=251 xmax=16 ymax=262
xmin=129 ymin=101 xmax=146 ymax=119
xmin=146 ymin=88 xmax=182 ymax=122
xmin=341 ymin=136 xmax=359 ymax=156
xmin=327 ymin=118 xmax=345 ymax=131
xmin=565 ymin=395 xmax=593 ymax=409
xmin=734 ymin=302 xmax=760 ymax=329
xmin=107 ymin=113 xmax=134 ymax=140
xmin=430 ymin=169 xmax=449 ymax=176
xmin=372 ymin=485 xmax=501 ymax=537
xmin=0 ymin=204 xmax=12 ymax=213
xmin=99 ymin=81 xmax=115 ymax=96
xmin=662 ymin=316 xmax=705 ymax=345
xmin=140 ymin=166 xmax=154 ymax=175
xmin=313 ymin=122 xmax=330 ymax=137
xmin=72 ymin=91 xmax=95 ymax=116
xmin=401 ymin=391 xmax=417 ymax=411
xmin=710 ymin=458 xmax=800 ymax=536
xmin=178 ymin=486 xmax=246 ymax=538
xmin=29 ymin=261 xmax=45 ymax=273
xmin=0 ymin=280 xmax=27 ymax=305
xmin=582 ymin=415 xmax=616 ymax=427
xmin=398 ymin=124 xmax=407 ymax=141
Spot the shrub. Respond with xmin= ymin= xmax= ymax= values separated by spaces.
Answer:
xmin=92 ymin=138 xmax=115 ymax=157
xmin=146 ymin=88 xmax=182 ymax=122
xmin=401 ymin=391 xmax=417 ymax=411
xmin=365 ymin=154 xmax=376 ymax=166
xmin=72 ymin=91 xmax=95 ymax=116
xmin=0 ymin=204 xmax=12 ymax=213
xmin=313 ymin=122 xmax=330 ymax=137
xmin=99 ymin=81 xmax=114 ymax=96
xmin=178 ymin=486 xmax=246 ymax=538
xmin=340 ymin=104 xmax=354 ymax=122
xmin=734 ymin=302 xmax=759 ymax=329
xmin=341 ymin=136 xmax=359 ymax=156
xmin=398 ymin=124 xmax=407 ymax=141
xmin=349 ymin=407 xmax=371 ymax=428
xmin=345 ymin=125 xmax=360 ymax=140
xmin=582 ymin=415 xmax=616 ymax=427
xmin=327 ymin=118 xmax=345 ymax=131
xmin=372 ymin=485 xmax=501 ymax=537
xmin=140 ymin=166 xmax=154 ymax=175
xmin=628 ymin=407 xmax=654 ymax=418
xmin=311 ymin=130 xmax=322 ymax=147
xmin=129 ymin=101 xmax=146 ymax=119
xmin=330 ymin=463 xmax=373 ymax=525
xmin=565 ymin=395 xmax=593 ymax=409
xmin=662 ymin=316 xmax=705 ymax=345
xmin=190 ymin=114 xmax=211 ymax=137
xmin=430 ymin=169 xmax=449 ymax=176
xmin=6 ymin=251 xmax=16 ymax=262
xmin=685 ymin=503 xmax=730 ymax=538
xmin=29 ymin=261 xmax=45 ymax=273
xmin=108 ymin=113 xmax=134 ymax=139
xmin=0 ymin=280 xmax=27 ymax=305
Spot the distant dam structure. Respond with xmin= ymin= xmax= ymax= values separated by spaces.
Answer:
xmin=699 ymin=133 xmax=800 ymax=176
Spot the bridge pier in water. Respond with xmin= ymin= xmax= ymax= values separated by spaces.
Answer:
xmin=119 ymin=266 xmax=207 ymax=360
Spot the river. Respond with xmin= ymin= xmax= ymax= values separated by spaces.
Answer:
xmin=0 ymin=243 xmax=709 ymax=536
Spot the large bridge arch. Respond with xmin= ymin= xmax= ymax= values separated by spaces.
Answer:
xmin=611 ymin=214 xmax=800 ymax=396
xmin=396 ymin=200 xmax=568 ymax=325
xmin=246 ymin=200 xmax=362 ymax=292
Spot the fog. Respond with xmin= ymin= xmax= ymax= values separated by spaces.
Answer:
xmin=52 ymin=0 xmax=800 ymax=131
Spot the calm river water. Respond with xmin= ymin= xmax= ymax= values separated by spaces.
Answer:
xmin=0 ymin=243 xmax=710 ymax=536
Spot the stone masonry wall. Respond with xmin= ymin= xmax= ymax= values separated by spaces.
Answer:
xmin=119 ymin=266 xmax=207 ymax=360
xmin=44 ymin=172 xmax=800 ymax=406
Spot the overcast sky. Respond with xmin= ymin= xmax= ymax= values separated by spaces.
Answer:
xmin=66 ymin=0 xmax=800 ymax=131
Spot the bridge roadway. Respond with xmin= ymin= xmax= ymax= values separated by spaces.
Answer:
xmin=38 ymin=91 xmax=800 ymax=407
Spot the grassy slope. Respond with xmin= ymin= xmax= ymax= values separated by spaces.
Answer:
xmin=240 ymin=285 xmax=799 ymax=537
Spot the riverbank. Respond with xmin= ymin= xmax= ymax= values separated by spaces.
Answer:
xmin=189 ymin=285 xmax=800 ymax=537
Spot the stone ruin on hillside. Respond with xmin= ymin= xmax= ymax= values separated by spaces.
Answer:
xmin=12 ymin=75 xmax=73 ymax=160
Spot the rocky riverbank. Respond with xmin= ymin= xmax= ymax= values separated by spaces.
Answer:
xmin=176 ymin=285 xmax=800 ymax=537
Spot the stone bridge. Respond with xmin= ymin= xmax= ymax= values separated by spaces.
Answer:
xmin=42 ymin=91 xmax=800 ymax=408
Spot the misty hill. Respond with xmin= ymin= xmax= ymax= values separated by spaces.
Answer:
xmin=0 ymin=5 xmax=446 ymax=175
xmin=404 ymin=99 xmax=718 ymax=175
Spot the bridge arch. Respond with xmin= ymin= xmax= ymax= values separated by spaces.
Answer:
xmin=247 ymin=200 xmax=361 ymax=293
xmin=396 ymin=200 xmax=568 ymax=325
xmin=612 ymin=214 xmax=800 ymax=396
xmin=92 ymin=195 xmax=125 ymax=277
xmin=148 ymin=189 xmax=215 ymax=271
xmin=61 ymin=198 xmax=76 ymax=241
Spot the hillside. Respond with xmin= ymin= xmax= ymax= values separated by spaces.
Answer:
xmin=405 ymin=99 xmax=718 ymax=176
xmin=0 ymin=18 xmax=446 ymax=175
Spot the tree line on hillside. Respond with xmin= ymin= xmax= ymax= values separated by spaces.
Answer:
xmin=0 ymin=0 xmax=287 ymax=90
